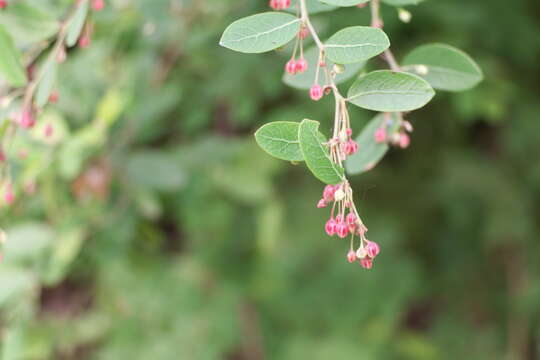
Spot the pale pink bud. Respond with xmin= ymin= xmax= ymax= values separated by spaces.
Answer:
xmin=79 ymin=35 xmax=91 ymax=48
xmin=4 ymin=184 xmax=14 ymax=205
xmin=285 ymin=59 xmax=297 ymax=75
xmin=347 ymin=250 xmax=356 ymax=263
xmin=374 ymin=127 xmax=386 ymax=143
xmin=336 ymin=222 xmax=349 ymax=238
xmin=295 ymin=58 xmax=308 ymax=73
xmin=317 ymin=199 xmax=327 ymax=208
xmin=19 ymin=110 xmax=35 ymax=129
xmin=0 ymin=150 xmax=5 ymax=163
xmin=44 ymin=123 xmax=54 ymax=138
xmin=48 ymin=91 xmax=59 ymax=104
xmin=357 ymin=223 xmax=368 ymax=237
xmin=269 ymin=0 xmax=280 ymax=9
xmin=365 ymin=241 xmax=380 ymax=258
xmin=335 ymin=214 xmax=344 ymax=224
xmin=322 ymin=184 xmax=335 ymax=202
xmin=310 ymin=84 xmax=323 ymax=101
xmin=298 ymin=27 xmax=309 ymax=40
xmin=344 ymin=139 xmax=358 ymax=155
xmin=360 ymin=258 xmax=373 ymax=269
xmin=399 ymin=133 xmax=410 ymax=149
xmin=0 ymin=0 xmax=7 ymax=9
xmin=92 ymin=0 xmax=104 ymax=11
xmin=346 ymin=212 xmax=357 ymax=227
xmin=325 ymin=218 xmax=337 ymax=236
xmin=346 ymin=128 xmax=353 ymax=136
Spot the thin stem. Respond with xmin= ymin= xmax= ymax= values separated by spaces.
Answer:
xmin=370 ymin=0 xmax=401 ymax=72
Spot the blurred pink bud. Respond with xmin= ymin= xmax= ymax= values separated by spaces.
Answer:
xmin=322 ymin=184 xmax=335 ymax=202
xmin=344 ymin=139 xmax=358 ymax=155
xmin=19 ymin=110 xmax=35 ymax=129
xmin=346 ymin=212 xmax=357 ymax=227
xmin=4 ymin=184 xmax=14 ymax=205
xmin=347 ymin=250 xmax=356 ymax=263
xmin=346 ymin=128 xmax=352 ymax=136
xmin=298 ymin=27 xmax=309 ymax=40
xmin=285 ymin=59 xmax=297 ymax=75
xmin=365 ymin=241 xmax=380 ymax=258
xmin=317 ymin=199 xmax=327 ymax=208
xmin=92 ymin=0 xmax=104 ymax=11
xmin=360 ymin=258 xmax=373 ymax=269
xmin=309 ymin=84 xmax=323 ymax=101
xmin=0 ymin=0 xmax=7 ymax=9
xmin=48 ymin=91 xmax=59 ymax=104
xmin=79 ymin=35 xmax=91 ymax=48
xmin=44 ymin=123 xmax=54 ymax=138
xmin=374 ymin=127 xmax=386 ymax=143
xmin=295 ymin=58 xmax=308 ymax=73
xmin=336 ymin=222 xmax=349 ymax=238
xmin=399 ymin=133 xmax=410 ymax=149
xmin=325 ymin=218 xmax=337 ymax=236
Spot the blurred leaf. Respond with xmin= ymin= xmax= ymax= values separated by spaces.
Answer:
xmin=35 ymin=57 xmax=57 ymax=107
xmin=382 ymin=0 xmax=426 ymax=5
xmin=0 ymin=2 xmax=58 ymax=45
xmin=220 ymin=12 xmax=301 ymax=54
xmin=3 ymin=223 xmax=54 ymax=262
xmin=347 ymin=70 xmax=435 ymax=111
xmin=126 ymin=151 xmax=186 ymax=191
xmin=319 ymin=0 xmax=370 ymax=6
xmin=66 ymin=0 xmax=88 ymax=47
xmin=0 ymin=24 xmax=26 ymax=86
xmin=0 ymin=267 xmax=36 ymax=306
xmin=42 ymin=227 xmax=86 ymax=286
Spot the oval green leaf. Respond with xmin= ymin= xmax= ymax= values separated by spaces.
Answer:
xmin=402 ymin=43 xmax=483 ymax=92
xmin=325 ymin=26 xmax=390 ymax=64
xmin=283 ymin=46 xmax=365 ymax=89
xmin=66 ymin=0 xmax=89 ymax=47
xmin=319 ymin=0 xmax=370 ymax=6
xmin=347 ymin=70 xmax=435 ymax=112
xmin=35 ymin=58 xmax=57 ymax=107
xmin=345 ymin=113 xmax=400 ymax=175
xmin=220 ymin=12 xmax=301 ymax=54
xmin=0 ymin=25 xmax=27 ymax=87
xmin=299 ymin=119 xmax=344 ymax=185
xmin=255 ymin=121 xmax=304 ymax=162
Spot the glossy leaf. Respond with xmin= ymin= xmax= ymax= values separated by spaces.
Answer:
xmin=255 ymin=121 xmax=304 ymax=162
xmin=0 ymin=25 xmax=26 ymax=86
xmin=220 ymin=12 xmax=301 ymax=54
xmin=283 ymin=46 xmax=365 ymax=89
xmin=319 ymin=0 xmax=371 ymax=6
xmin=402 ymin=43 xmax=483 ymax=91
xmin=66 ymin=0 xmax=89 ymax=47
xmin=347 ymin=70 xmax=435 ymax=112
xmin=325 ymin=26 xmax=390 ymax=64
xmin=345 ymin=113 xmax=400 ymax=174
xmin=298 ymin=119 xmax=344 ymax=184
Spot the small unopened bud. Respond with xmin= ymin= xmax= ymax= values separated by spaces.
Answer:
xmin=399 ymin=133 xmax=410 ymax=149
xmin=333 ymin=64 xmax=345 ymax=74
xmin=309 ymin=84 xmax=323 ymax=101
xmin=344 ymin=139 xmax=358 ymax=155
xmin=19 ymin=110 xmax=35 ymax=129
xmin=285 ymin=59 xmax=297 ymax=75
xmin=347 ymin=250 xmax=356 ymax=263
xmin=44 ymin=123 xmax=54 ymax=138
xmin=92 ymin=0 xmax=104 ymax=11
xmin=398 ymin=8 xmax=412 ymax=23
xmin=298 ymin=27 xmax=309 ymax=40
xmin=4 ymin=184 xmax=14 ymax=205
xmin=295 ymin=58 xmax=308 ymax=73
xmin=322 ymin=184 xmax=335 ymax=202
xmin=346 ymin=212 xmax=357 ymax=226
xmin=0 ymin=0 xmax=7 ymax=10
xmin=317 ymin=199 xmax=327 ymax=208
xmin=48 ymin=91 xmax=59 ymax=104
xmin=360 ymin=257 xmax=373 ymax=269
xmin=415 ymin=64 xmax=429 ymax=75
xmin=325 ymin=218 xmax=337 ymax=236
xmin=334 ymin=187 xmax=345 ymax=201
xmin=336 ymin=222 xmax=349 ymax=238
xmin=365 ymin=240 xmax=380 ymax=258
xmin=374 ymin=127 xmax=386 ymax=143
xmin=79 ymin=34 xmax=91 ymax=48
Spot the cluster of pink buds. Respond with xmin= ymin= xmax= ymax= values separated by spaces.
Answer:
xmin=285 ymin=57 xmax=308 ymax=75
xmin=374 ymin=116 xmax=413 ymax=149
xmin=269 ymin=0 xmax=290 ymax=10
xmin=317 ymin=182 xmax=379 ymax=269
xmin=328 ymin=126 xmax=358 ymax=163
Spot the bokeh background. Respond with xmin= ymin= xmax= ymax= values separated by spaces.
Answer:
xmin=1 ymin=0 xmax=540 ymax=359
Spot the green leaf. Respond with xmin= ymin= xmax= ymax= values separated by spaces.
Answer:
xmin=402 ymin=43 xmax=483 ymax=92
xmin=283 ymin=46 xmax=365 ymax=89
xmin=66 ymin=0 xmax=89 ymax=47
xmin=0 ymin=2 xmax=58 ymax=46
xmin=0 ymin=25 xmax=27 ymax=87
xmin=325 ymin=26 xmax=390 ymax=64
xmin=4 ymin=223 xmax=54 ymax=262
xmin=288 ymin=0 xmax=338 ymax=14
xmin=0 ymin=268 xmax=36 ymax=306
xmin=345 ymin=113 xmax=400 ymax=174
xmin=382 ymin=0 xmax=425 ymax=6
xmin=319 ymin=0 xmax=370 ymax=7
xmin=35 ymin=57 xmax=57 ymax=107
xmin=219 ymin=12 xmax=301 ymax=54
xmin=255 ymin=121 xmax=304 ymax=162
xmin=347 ymin=70 xmax=435 ymax=112
xmin=298 ymin=119 xmax=344 ymax=184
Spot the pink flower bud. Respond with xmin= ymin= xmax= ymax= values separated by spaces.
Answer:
xmin=346 ymin=128 xmax=352 ymax=136
xmin=346 ymin=212 xmax=357 ymax=226
xmin=336 ymin=222 xmax=349 ymax=238
xmin=44 ymin=123 xmax=54 ymax=138
xmin=79 ymin=35 xmax=91 ymax=48
xmin=347 ymin=250 xmax=356 ymax=263
xmin=325 ymin=218 xmax=337 ymax=236
xmin=335 ymin=214 xmax=344 ymax=224
xmin=374 ymin=127 xmax=386 ymax=143
xmin=360 ymin=258 xmax=373 ymax=269
xmin=48 ymin=91 xmax=59 ymax=104
xmin=298 ymin=27 xmax=309 ymax=40
xmin=322 ymin=184 xmax=335 ymax=202
xmin=365 ymin=241 xmax=380 ymax=258
xmin=295 ymin=58 xmax=308 ymax=73
xmin=269 ymin=0 xmax=280 ymax=9
xmin=4 ymin=184 xmax=14 ymax=205
xmin=285 ymin=59 xmax=297 ymax=75
xmin=357 ymin=223 xmax=368 ymax=237
xmin=399 ymin=133 xmax=410 ymax=149
xmin=92 ymin=0 xmax=104 ymax=11
xmin=317 ymin=199 xmax=327 ymax=208
xmin=19 ymin=110 xmax=35 ymax=129
xmin=0 ymin=150 xmax=5 ymax=163
xmin=0 ymin=0 xmax=7 ymax=9
xmin=310 ymin=84 xmax=323 ymax=101
xmin=344 ymin=139 xmax=358 ymax=155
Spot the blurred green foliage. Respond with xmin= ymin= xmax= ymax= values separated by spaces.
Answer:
xmin=1 ymin=0 xmax=540 ymax=359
